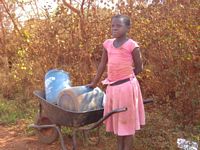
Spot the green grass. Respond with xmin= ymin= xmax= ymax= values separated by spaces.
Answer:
xmin=0 ymin=94 xmax=37 ymax=125
xmin=0 ymin=100 xmax=23 ymax=124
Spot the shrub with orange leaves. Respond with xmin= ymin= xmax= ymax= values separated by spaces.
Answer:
xmin=0 ymin=0 xmax=199 ymax=125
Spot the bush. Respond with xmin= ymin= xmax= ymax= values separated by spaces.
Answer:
xmin=0 ymin=1 xmax=199 ymax=125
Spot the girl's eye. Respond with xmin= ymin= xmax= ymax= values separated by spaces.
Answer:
xmin=112 ymin=24 xmax=122 ymax=28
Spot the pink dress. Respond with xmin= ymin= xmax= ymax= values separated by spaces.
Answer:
xmin=102 ymin=38 xmax=145 ymax=136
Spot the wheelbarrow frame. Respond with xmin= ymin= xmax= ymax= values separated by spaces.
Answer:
xmin=29 ymin=90 xmax=153 ymax=150
xmin=30 ymin=90 xmax=129 ymax=150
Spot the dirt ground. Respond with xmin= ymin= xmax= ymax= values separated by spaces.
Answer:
xmin=0 ymin=124 xmax=108 ymax=150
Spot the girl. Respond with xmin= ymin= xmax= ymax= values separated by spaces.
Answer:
xmin=87 ymin=14 xmax=145 ymax=150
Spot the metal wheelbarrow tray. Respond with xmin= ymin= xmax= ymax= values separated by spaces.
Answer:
xmin=29 ymin=90 xmax=153 ymax=150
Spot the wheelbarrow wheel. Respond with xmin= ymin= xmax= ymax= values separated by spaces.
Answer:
xmin=35 ymin=115 xmax=59 ymax=144
xmin=83 ymin=127 xmax=101 ymax=145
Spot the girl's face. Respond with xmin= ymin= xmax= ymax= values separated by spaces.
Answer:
xmin=111 ymin=18 xmax=129 ymax=38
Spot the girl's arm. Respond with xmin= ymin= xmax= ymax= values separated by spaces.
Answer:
xmin=132 ymin=47 xmax=143 ymax=75
xmin=88 ymin=48 xmax=108 ymax=88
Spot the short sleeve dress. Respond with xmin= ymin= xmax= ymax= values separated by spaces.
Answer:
xmin=102 ymin=38 xmax=145 ymax=136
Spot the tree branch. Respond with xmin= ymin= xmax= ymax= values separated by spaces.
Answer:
xmin=80 ymin=0 xmax=85 ymax=16
xmin=62 ymin=0 xmax=80 ymax=15
xmin=1 ymin=0 xmax=22 ymax=36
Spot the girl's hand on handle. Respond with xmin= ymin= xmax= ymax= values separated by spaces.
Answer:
xmin=86 ymin=82 xmax=97 ymax=89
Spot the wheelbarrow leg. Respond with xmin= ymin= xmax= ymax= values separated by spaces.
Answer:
xmin=72 ymin=130 xmax=77 ymax=150
xmin=29 ymin=124 xmax=67 ymax=150
xmin=56 ymin=126 xmax=67 ymax=150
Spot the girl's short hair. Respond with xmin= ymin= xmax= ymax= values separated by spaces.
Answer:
xmin=112 ymin=14 xmax=131 ymax=27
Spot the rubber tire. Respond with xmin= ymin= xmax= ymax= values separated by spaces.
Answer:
xmin=35 ymin=115 xmax=59 ymax=144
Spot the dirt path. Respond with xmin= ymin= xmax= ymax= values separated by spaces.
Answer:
xmin=0 ymin=124 xmax=61 ymax=150
xmin=0 ymin=124 xmax=110 ymax=150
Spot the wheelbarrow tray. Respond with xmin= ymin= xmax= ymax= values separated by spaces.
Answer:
xmin=34 ymin=90 xmax=104 ymax=128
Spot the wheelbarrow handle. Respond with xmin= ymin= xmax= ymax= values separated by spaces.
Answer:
xmin=79 ymin=99 xmax=153 ymax=131
xmin=78 ymin=107 xmax=127 ymax=131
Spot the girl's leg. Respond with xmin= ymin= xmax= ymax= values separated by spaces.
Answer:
xmin=117 ymin=136 xmax=124 ymax=150
xmin=124 ymin=135 xmax=133 ymax=150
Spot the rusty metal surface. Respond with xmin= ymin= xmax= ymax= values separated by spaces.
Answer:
xmin=33 ymin=90 xmax=104 ymax=127
xmin=33 ymin=90 xmax=153 ymax=128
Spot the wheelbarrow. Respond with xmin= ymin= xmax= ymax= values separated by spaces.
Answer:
xmin=29 ymin=90 xmax=153 ymax=150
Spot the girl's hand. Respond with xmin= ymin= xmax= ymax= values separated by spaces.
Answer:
xmin=86 ymin=82 xmax=97 ymax=89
